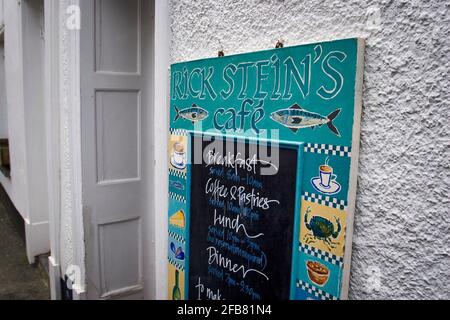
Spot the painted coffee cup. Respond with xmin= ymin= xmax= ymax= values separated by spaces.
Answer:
xmin=319 ymin=165 xmax=337 ymax=189
xmin=172 ymin=142 xmax=186 ymax=165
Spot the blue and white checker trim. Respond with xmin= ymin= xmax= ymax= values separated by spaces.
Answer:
xmin=169 ymin=191 xmax=186 ymax=204
xmin=169 ymin=128 xmax=188 ymax=136
xmin=168 ymin=256 xmax=185 ymax=271
xmin=304 ymin=143 xmax=351 ymax=158
xmin=169 ymin=230 xmax=185 ymax=244
xmin=299 ymin=243 xmax=344 ymax=268
xmin=169 ymin=167 xmax=187 ymax=179
xmin=302 ymin=192 xmax=347 ymax=211
xmin=297 ymin=280 xmax=338 ymax=300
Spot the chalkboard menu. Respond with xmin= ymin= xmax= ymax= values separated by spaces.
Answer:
xmin=188 ymin=135 xmax=300 ymax=300
xmin=168 ymin=38 xmax=365 ymax=300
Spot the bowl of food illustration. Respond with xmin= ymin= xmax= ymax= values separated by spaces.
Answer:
xmin=306 ymin=261 xmax=330 ymax=286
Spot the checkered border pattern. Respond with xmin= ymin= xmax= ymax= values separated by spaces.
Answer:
xmin=304 ymin=143 xmax=351 ymax=158
xmin=169 ymin=128 xmax=188 ymax=136
xmin=169 ymin=167 xmax=187 ymax=179
xmin=299 ymin=243 xmax=344 ymax=267
xmin=168 ymin=256 xmax=185 ymax=271
xmin=302 ymin=192 xmax=347 ymax=211
xmin=296 ymin=280 xmax=338 ymax=300
xmin=169 ymin=230 xmax=185 ymax=244
xmin=169 ymin=191 xmax=186 ymax=204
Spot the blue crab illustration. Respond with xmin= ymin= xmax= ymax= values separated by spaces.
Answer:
xmin=303 ymin=207 xmax=341 ymax=250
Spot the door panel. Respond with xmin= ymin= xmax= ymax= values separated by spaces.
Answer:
xmin=99 ymin=218 xmax=141 ymax=294
xmin=94 ymin=0 xmax=140 ymax=74
xmin=95 ymin=90 xmax=140 ymax=184
xmin=81 ymin=0 xmax=147 ymax=300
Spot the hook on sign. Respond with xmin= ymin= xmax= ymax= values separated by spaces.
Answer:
xmin=275 ymin=39 xmax=285 ymax=49
xmin=218 ymin=39 xmax=225 ymax=57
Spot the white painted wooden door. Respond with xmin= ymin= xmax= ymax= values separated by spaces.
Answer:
xmin=80 ymin=0 xmax=151 ymax=300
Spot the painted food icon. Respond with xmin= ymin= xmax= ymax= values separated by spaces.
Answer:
xmin=170 ymin=141 xmax=187 ymax=170
xmin=303 ymin=207 xmax=341 ymax=250
xmin=169 ymin=179 xmax=185 ymax=191
xmin=306 ymin=261 xmax=330 ymax=286
xmin=169 ymin=209 xmax=186 ymax=229
xmin=170 ymin=242 xmax=185 ymax=261
xmin=311 ymin=157 xmax=341 ymax=195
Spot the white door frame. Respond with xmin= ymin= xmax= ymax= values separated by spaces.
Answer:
xmin=44 ymin=0 xmax=61 ymax=300
xmin=45 ymin=0 xmax=86 ymax=300
xmin=59 ymin=0 xmax=86 ymax=300
xmin=150 ymin=0 xmax=170 ymax=300
xmin=45 ymin=0 xmax=170 ymax=300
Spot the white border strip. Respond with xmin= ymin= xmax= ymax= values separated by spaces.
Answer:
xmin=152 ymin=0 xmax=170 ymax=300
xmin=340 ymin=38 xmax=366 ymax=300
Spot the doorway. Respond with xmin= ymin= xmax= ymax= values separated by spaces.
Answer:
xmin=80 ymin=0 xmax=153 ymax=300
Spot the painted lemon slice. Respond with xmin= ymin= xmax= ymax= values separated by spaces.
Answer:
xmin=170 ymin=210 xmax=185 ymax=229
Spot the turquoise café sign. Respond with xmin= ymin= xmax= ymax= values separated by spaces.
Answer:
xmin=167 ymin=38 xmax=365 ymax=300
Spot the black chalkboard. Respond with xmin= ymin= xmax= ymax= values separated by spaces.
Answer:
xmin=188 ymin=135 xmax=299 ymax=300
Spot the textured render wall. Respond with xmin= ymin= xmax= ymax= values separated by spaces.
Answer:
xmin=169 ymin=0 xmax=450 ymax=299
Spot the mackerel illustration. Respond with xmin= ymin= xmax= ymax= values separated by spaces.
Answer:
xmin=270 ymin=104 xmax=341 ymax=136
xmin=174 ymin=104 xmax=209 ymax=124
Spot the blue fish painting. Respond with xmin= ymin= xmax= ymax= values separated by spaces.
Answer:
xmin=174 ymin=104 xmax=209 ymax=124
xmin=169 ymin=180 xmax=185 ymax=191
xmin=270 ymin=104 xmax=341 ymax=136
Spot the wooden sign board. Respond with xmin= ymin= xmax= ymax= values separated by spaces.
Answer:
xmin=167 ymin=38 xmax=365 ymax=300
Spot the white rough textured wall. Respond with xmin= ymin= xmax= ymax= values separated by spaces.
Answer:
xmin=169 ymin=0 xmax=450 ymax=299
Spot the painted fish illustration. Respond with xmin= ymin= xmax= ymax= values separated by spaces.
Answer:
xmin=174 ymin=104 xmax=209 ymax=124
xmin=270 ymin=104 xmax=341 ymax=136
xmin=169 ymin=180 xmax=185 ymax=191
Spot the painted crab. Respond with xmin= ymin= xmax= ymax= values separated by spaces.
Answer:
xmin=303 ymin=207 xmax=341 ymax=250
